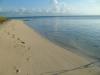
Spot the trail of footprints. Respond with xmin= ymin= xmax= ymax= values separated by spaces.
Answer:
xmin=2 ymin=29 xmax=100 ymax=75
xmin=5 ymin=30 xmax=32 ymax=75
xmin=6 ymin=31 xmax=31 ymax=51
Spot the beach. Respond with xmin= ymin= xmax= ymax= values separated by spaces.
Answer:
xmin=0 ymin=20 xmax=99 ymax=75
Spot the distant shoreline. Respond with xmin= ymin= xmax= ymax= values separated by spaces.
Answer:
xmin=7 ymin=15 xmax=100 ymax=19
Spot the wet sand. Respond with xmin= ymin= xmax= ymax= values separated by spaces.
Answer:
xmin=0 ymin=20 xmax=99 ymax=75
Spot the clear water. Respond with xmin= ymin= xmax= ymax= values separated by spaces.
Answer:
xmin=11 ymin=16 xmax=100 ymax=61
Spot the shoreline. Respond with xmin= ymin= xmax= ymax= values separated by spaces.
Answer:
xmin=0 ymin=20 xmax=99 ymax=75
xmin=24 ymin=20 xmax=98 ymax=63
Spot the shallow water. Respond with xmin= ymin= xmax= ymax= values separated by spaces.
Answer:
xmin=11 ymin=16 xmax=100 ymax=61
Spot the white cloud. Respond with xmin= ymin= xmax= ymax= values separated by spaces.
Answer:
xmin=18 ymin=8 xmax=27 ymax=12
xmin=53 ymin=0 xmax=59 ymax=5
xmin=52 ymin=0 xmax=60 ymax=13
xmin=57 ymin=0 xmax=100 ymax=15
xmin=13 ymin=8 xmax=35 ymax=15
xmin=1 ymin=0 xmax=100 ymax=16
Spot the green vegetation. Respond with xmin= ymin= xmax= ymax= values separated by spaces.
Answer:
xmin=0 ymin=16 xmax=8 ymax=24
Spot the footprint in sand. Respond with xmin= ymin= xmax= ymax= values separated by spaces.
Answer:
xmin=5 ymin=32 xmax=32 ymax=52
xmin=5 ymin=31 xmax=30 ymax=50
xmin=8 ymin=34 xmax=32 ymax=59
xmin=7 ymin=32 xmax=10 ymax=35
xmin=27 ymin=47 xmax=31 ymax=50
xmin=17 ymin=38 xmax=20 ymax=41
xmin=21 ymin=41 xmax=25 ymax=44
xmin=13 ymin=37 xmax=25 ymax=48
xmin=6 ymin=31 xmax=15 ymax=39
xmin=26 ymin=57 xmax=30 ymax=62
xmin=16 ymin=38 xmax=31 ymax=50
xmin=13 ymin=66 xmax=20 ymax=74
xmin=14 ymin=37 xmax=32 ymax=53
xmin=17 ymin=38 xmax=26 ymax=45
xmin=14 ymin=43 xmax=25 ymax=48
xmin=16 ymin=69 xmax=20 ymax=73
xmin=12 ymin=34 xmax=15 ymax=38
xmin=26 ymin=55 xmax=32 ymax=62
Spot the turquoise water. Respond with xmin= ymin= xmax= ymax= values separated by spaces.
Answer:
xmin=10 ymin=16 xmax=100 ymax=61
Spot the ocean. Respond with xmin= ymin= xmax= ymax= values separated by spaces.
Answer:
xmin=9 ymin=16 xmax=100 ymax=62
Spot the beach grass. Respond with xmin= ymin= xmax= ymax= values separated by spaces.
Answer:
xmin=0 ymin=16 xmax=8 ymax=24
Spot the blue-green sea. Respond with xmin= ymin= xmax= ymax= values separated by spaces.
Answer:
xmin=9 ymin=16 xmax=100 ymax=63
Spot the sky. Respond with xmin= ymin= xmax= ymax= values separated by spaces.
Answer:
xmin=0 ymin=0 xmax=100 ymax=16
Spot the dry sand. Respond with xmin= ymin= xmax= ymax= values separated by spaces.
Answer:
xmin=0 ymin=20 xmax=99 ymax=75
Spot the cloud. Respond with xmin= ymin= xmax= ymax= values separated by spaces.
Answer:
xmin=76 ymin=0 xmax=100 ymax=15
xmin=52 ymin=0 xmax=60 ymax=12
xmin=54 ymin=0 xmax=100 ymax=15
xmin=53 ymin=0 xmax=59 ymax=5
xmin=18 ymin=8 xmax=27 ymax=12
xmin=1 ymin=0 xmax=100 ymax=16
xmin=51 ymin=0 xmax=74 ymax=14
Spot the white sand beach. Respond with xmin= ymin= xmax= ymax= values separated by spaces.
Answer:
xmin=0 ymin=20 xmax=99 ymax=75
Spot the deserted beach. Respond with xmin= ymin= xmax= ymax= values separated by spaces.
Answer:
xmin=0 ymin=20 xmax=99 ymax=75
xmin=0 ymin=0 xmax=100 ymax=75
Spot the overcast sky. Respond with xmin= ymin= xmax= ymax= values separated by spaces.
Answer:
xmin=0 ymin=0 xmax=100 ymax=16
